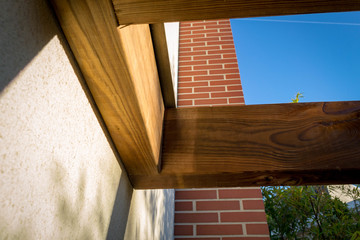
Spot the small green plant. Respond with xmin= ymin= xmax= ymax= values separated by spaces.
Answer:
xmin=291 ymin=92 xmax=304 ymax=103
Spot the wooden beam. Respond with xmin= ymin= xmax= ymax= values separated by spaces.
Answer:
xmin=150 ymin=24 xmax=177 ymax=108
xmin=132 ymin=101 xmax=360 ymax=189
xmin=112 ymin=0 xmax=360 ymax=24
xmin=50 ymin=0 xmax=164 ymax=176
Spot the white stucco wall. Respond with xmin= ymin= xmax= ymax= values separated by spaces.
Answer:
xmin=0 ymin=0 xmax=174 ymax=239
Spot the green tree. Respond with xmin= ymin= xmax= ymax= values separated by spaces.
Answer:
xmin=261 ymin=186 xmax=360 ymax=239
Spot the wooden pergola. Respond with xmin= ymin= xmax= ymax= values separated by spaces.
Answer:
xmin=50 ymin=0 xmax=360 ymax=189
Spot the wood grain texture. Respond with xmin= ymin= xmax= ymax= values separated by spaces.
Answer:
xmin=112 ymin=0 xmax=360 ymax=24
xmin=150 ymin=24 xmax=176 ymax=108
xmin=50 ymin=0 xmax=164 ymax=176
xmin=132 ymin=101 xmax=360 ymax=188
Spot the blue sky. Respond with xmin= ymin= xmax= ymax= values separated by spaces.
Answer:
xmin=230 ymin=11 xmax=360 ymax=104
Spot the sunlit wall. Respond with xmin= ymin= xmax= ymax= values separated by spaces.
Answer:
xmin=0 ymin=0 xmax=174 ymax=239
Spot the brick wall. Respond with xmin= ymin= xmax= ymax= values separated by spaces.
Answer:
xmin=178 ymin=20 xmax=244 ymax=107
xmin=174 ymin=20 xmax=270 ymax=239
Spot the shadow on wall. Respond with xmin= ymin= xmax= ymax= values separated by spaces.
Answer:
xmin=0 ymin=0 xmax=56 ymax=93
xmin=53 ymin=162 xmax=133 ymax=240
xmin=106 ymin=173 xmax=133 ymax=239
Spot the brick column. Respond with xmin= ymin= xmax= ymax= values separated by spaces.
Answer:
xmin=174 ymin=19 xmax=270 ymax=240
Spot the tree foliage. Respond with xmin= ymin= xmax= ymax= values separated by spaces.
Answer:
xmin=261 ymin=186 xmax=360 ymax=239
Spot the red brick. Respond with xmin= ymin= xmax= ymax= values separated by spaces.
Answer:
xmin=206 ymin=24 xmax=230 ymax=29
xmin=217 ymin=22 xmax=231 ymax=26
xmin=181 ymin=60 xmax=208 ymax=66
xmin=246 ymin=224 xmax=270 ymax=235
xmin=181 ymin=22 xmax=191 ymax=27
xmin=193 ymin=29 xmax=218 ymax=34
xmin=180 ymin=30 xmax=191 ymax=35
xmin=178 ymin=88 xmax=193 ymax=94
xmin=219 ymin=189 xmax=263 ymax=199
xmin=226 ymin=74 xmax=241 ymax=79
xmin=178 ymin=82 xmax=208 ymax=88
xmin=210 ymin=80 xmax=241 ymax=86
xmin=177 ymin=100 xmax=193 ymax=106
xmin=227 ymin=85 xmax=243 ymax=91
xmin=197 ymin=200 xmax=240 ymax=211
xmin=229 ymin=97 xmax=245 ymax=104
xmin=208 ymin=59 xmax=237 ymax=64
xmin=178 ymin=93 xmax=209 ymax=100
xmin=179 ymin=56 xmax=191 ymax=62
xmin=223 ymin=53 xmax=237 ymax=58
xmin=194 ymin=75 xmax=224 ymax=81
xmin=207 ymin=40 xmax=225 ymax=46
xmin=175 ymin=213 xmax=218 ymax=223
xmin=181 ymin=33 xmax=205 ymax=39
xmin=221 ymin=36 xmax=234 ymax=41
xmin=207 ymin=32 xmax=233 ymax=38
xmin=178 ymin=76 xmax=192 ymax=82
xmin=208 ymin=49 xmax=235 ymax=55
xmin=220 ymin=28 xmax=232 ymax=32
xmin=225 ymin=63 xmax=239 ymax=69
xmin=174 ymin=225 xmax=193 ymax=235
xmin=179 ymin=66 xmax=192 ymax=71
xmin=194 ymin=86 xmax=225 ymax=93
xmin=212 ymin=91 xmax=242 ymax=98
xmin=195 ymin=98 xmax=227 ymax=105
xmin=207 ymin=40 xmax=234 ymax=46
xmin=181 ymin=51 xmax=207 ymax=56
xmin=179 ymin=38 xmax=191 ymax=44
xmin=218 ymin=20 xmax=230 ymax=24
xmin=210 ymin=69 xmax=239 ymax=75
xmin=193 ymin=46 xmax=220 ymax=51
xmin=175 ymin=201 xmax=193 ymax=211
xmin=223 ymin=238 xmax=270 ymax=240
xmin=179 ymin=70 xmax=207 ymax=77
xmin=222 ymin=45 xmax=236 ymax=49
xmin=193 ymin=55 xmax=222 ymax=60
xmin=180 ymin=26 xmax=205 ymax=31
xmin=193 ymin=37 xmax=220 ymax=42
xmin=243 ymin=200 xmax=265 ymax=210
xmin=197 ymin=224 xmax=243 ymax=235
xmin=179 ymin=47 xmax=192 ymax=52
xmin=176 ymin=190 xmax=217 ymax=199
xmin=181 ymin=42 xmax=206 ymax=48
xmin=221 ymin=212 xmax=267 ymax=222
xmin=194 ymin=64 xmax=223 ymax=70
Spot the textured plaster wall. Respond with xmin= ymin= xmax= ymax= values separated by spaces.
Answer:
xmin=0 ymin=0 xmax=173 ymax=239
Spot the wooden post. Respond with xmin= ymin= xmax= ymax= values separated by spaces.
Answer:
xmin=50 ymin=0 xmax=164 ymax=176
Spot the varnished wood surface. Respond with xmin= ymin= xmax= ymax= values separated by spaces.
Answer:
xmin=112 ymin=0 xmax=360 ymax=24
xmin=50 ymin=0 xmax=164 ymax=176
xmin=150 ymin=24 xmax=176 ymax=108
xmin=133 ymin=101 xmax=360 ymax=188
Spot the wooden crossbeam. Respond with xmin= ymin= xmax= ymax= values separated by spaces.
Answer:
xmin=50 ymin=0 xmax=164 ymax=175
xmin=112 ymin=0 xmax=360 ymax=25
xmin=132 ymin=101 xmax=360 ymax=189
